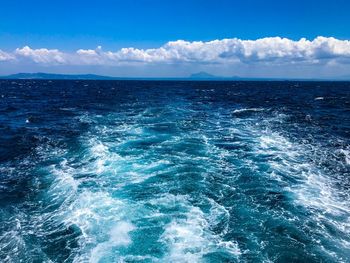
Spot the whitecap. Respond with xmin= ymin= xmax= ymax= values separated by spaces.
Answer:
xmin=159 ymin=195 xmax=241 ymax=262
xmin=232 ymin=108 xmax=264 ymax=114
xmin=339 ymin=148 xmax=350 ymax=165
xmin=89 ymin=221 xmax=135 ymax=263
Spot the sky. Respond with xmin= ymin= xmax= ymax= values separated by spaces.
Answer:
xmin=1 ymin=0 xmax=350 ymax=78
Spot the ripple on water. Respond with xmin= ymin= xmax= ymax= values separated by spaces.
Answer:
xmin=0 ymin=81 xmax=349 ymax=262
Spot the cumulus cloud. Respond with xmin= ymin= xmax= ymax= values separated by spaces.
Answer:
xmin=75 ymin=46 xmax=106 ymax=64
xmin=70 ymin=36 xmax=350 ymax=65
xmin=15 ymin=46 xmax=66 ymax=64
xmin=4 ymin=37 xmax=350 ymax=66
xmin=0 ymin=49 xmax=14 ymax=62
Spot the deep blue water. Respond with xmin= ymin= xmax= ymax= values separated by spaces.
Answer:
xmin=0 ymin=80 xmax=349 ymax=262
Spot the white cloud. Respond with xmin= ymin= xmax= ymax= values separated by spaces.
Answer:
xmin=75 ymin=46 xmax=106 ymax=65
xmin=15 ymin=46 xmax=66 ymax=64
xmin=5 ymin=37 xmax=350 ymax=66
xmin=0 ymin=49 xmax=14 ymax=62
xmin=73 ymin=37 xmax=350 ymax=65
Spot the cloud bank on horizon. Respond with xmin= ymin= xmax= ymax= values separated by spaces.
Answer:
xmin=1 ymin=36 xmax=350 ymax=78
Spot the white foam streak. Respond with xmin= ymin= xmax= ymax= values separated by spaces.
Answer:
xmin=232 ymin=108 xmax=265 ymax=114
xmin=89 ymin=222 xmax=135 ymax=263
xmin=339 ymin=147 xmax=350 ymax=165
xmin=253 ymin=127 xmax=350 ymax=256
xmin=159 ymin=195 xmax=240 ymax=262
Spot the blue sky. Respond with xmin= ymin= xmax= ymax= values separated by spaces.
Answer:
xmin=1 ymin=0 xmax=350 ymax=78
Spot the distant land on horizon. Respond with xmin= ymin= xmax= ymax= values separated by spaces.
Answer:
xmin=0 ymin=72 xmax=249 ymax=80
xmin=189 ymin=71 xmax=240 ymax=80
xmin=0 ymin=72 xmax=349 ymax=81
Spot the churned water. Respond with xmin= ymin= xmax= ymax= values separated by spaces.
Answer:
xmin=0 ymin=80 xmax=349 ymax=262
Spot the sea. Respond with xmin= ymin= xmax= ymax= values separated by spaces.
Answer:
xmin=0 ymin=80 xmax=349 ymax=262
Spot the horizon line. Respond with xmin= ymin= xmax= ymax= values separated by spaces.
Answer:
xmin=1 ymin=72 xmax=350 ymax=82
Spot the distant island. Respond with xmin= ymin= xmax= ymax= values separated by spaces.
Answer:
xmin=0 ymin=72 xmax=246 ymax=80
xmin=189 ymin=71 xmax=241 ymax=80
xmin=0 ymin=72 xmax=349 ymax=81
xmin=1 ymin=72 xmax=239 ymax=80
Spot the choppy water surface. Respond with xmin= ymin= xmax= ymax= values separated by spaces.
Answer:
xmin=0 ymin=80 xmax=349 ymax=262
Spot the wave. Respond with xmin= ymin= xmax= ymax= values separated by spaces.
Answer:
xmin=1 ymin=81 xmax=349 ymax=262
xmin=232 ymin=108 xmax=265 ymax=114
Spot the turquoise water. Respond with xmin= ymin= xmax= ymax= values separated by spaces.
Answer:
xmin=0 ymin=80 xmax=349 ymax=262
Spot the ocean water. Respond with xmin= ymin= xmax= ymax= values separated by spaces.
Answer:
xmin=0 ymin=80 xmax=349 ymax=263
